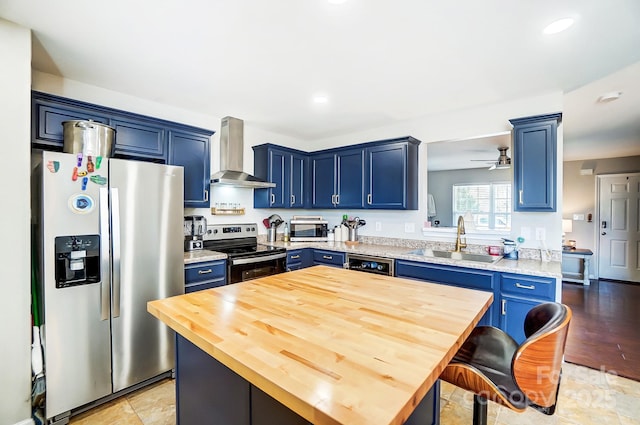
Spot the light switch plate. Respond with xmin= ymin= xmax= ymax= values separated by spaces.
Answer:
xmin=375 ymin=221 xmax=382 ymax=231
xmin=573 ymin=213 xmax=585 ymax=221
xmin=535 ymin=227 xmax=546 ymax=241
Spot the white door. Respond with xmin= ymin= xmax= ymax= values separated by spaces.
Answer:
xmin=598 ymin=173 xmax=640 ymax=282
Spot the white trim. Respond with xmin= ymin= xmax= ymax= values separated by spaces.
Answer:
xmin=12 ymin=419 xmax=34 ymax=425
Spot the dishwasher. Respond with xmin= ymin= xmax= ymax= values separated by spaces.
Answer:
xmin=346 ymin=253 xmax=395 ymax=276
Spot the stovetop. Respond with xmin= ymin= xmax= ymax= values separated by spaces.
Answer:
xmin=201 ymin=223 xmax=285 ymax=259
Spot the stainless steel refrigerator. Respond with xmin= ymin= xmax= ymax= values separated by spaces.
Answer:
xmin=33 ymin=151 xmax=184 ymax=422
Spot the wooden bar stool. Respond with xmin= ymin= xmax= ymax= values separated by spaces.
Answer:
xmin=440 ymin=302 xmax=572 ymax=425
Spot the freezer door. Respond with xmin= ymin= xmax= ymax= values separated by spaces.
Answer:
xmin=39 ymin=151 xmax=112 ymax=419
xmin=109 ymin=159 xmax=184 ymax=391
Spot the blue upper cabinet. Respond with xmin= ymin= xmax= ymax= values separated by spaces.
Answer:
xmin=168 ymin=130 xmax=212 ymax=208
xmin=253 ymin=144 xmax=308 ymax=208
xmin=32 ymin=91 xmax=213 ymax=208
xmin=259 ymin=136 xmax=421 ymax=210
xmin=310 ymin=148 xmax=365 ymax=209
xmin=310 ymin=152 xmax=337 ymax=208
xmin=510 ymin=113 xmax=562 ymax=212
xmin=111 ymin=117 xmax=166 ymax=160
xmin=32 ymin=92 xmax=111 ymax=150
xmin=365 ymin=138 xmax=420 ymax=210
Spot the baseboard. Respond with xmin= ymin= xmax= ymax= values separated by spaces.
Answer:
xmin=13 ymin=419 xmax=34 ymax=425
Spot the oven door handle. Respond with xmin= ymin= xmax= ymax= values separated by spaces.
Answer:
xmin=230 ymin=252 xmax=287 ymax=266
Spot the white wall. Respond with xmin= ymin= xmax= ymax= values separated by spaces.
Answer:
xmin=0 ymin=18 xmax=33 ymax=425
xmin=563 ymin=156 xmax=640 ymax=277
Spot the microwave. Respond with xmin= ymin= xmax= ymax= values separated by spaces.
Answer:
xmin=289 ymin=216 xmax=328 ymax=242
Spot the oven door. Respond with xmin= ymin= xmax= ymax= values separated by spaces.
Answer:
xmin=227 ymin=252 xmax=287 ymax=284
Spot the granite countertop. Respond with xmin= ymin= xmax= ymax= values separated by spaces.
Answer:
xmin=183 ymin=250 xmax=227 ymax=265
xmin=263 ymin=240 xmax=562 ymax=279
xmin=183 ymin=239 xmax=562 ymax=279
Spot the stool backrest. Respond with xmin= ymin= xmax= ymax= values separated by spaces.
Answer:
xmin=512 ymin=303 xmax=572 ymax=408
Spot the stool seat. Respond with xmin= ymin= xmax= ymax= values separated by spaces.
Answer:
xmin=440 ymin=303 xmax=572 ymax=424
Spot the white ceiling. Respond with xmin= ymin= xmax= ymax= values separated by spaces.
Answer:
xmin=1 ymin=0 xmax=639 ymax=161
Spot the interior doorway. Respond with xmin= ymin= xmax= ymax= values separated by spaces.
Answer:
xmin=597 ymin=173 xmax=640 ymax=283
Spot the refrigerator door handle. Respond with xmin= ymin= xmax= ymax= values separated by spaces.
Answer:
xmin=111 ymin=187 xmax=122 ymax=318
xmin=99 ymin=188 xmax=111 ymax=321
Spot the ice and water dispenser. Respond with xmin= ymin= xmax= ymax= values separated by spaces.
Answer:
xmin=54 ymin=235 xmax=101 ymax=288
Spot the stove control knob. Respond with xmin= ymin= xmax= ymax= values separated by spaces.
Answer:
xmin=213 ymin=229 xmax=218 ymax=234
xmin=251 ymin=227 xmax=255 ymax=231
xmin=246 ymin=227 xmax=251 ymax=232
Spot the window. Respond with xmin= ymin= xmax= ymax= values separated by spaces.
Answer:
xmin=452 ymin=183 xmax=511 ymax=230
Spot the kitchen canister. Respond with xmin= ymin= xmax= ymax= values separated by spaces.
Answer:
xmin=62 ymin=120 xmax=115 ymax=157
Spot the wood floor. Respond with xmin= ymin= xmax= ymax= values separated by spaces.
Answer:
xmin=562 ymin=279 xmax=640 ymax=382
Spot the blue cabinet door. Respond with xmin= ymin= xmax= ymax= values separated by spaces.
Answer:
xmin=510 ymin=113 xmax=561 ymax=212
xmin=290 ymin=153 xmax=307 ymax=208
xmin=336 ymin=148 xmax=365 ymax=208
xmin=311 ymin=152 xmax=337 ymax=208
xmin=268 ymin=149 xmax=288 ymax=208
xmin=168 ymin=130 xmax=211 ymax=208
xmin=111 ymin=117 xmax=166 ymax=160
xmin=366 ymin=142 xmax=408 ymax=209
xmin=499 ymin=296 xmax=543 ymax=344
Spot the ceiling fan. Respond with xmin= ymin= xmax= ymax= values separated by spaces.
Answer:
xmin=471 ymin=147 xmax=511 ymax=170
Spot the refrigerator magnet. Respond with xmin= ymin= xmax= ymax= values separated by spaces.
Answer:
xmin=46 ymin=161 xmax=60 ymax=173
xmin=68 ymin=194 xmax=95 ymax=214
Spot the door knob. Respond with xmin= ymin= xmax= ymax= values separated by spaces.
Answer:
xmin=601 ymin=232 xmax=607 ymax=235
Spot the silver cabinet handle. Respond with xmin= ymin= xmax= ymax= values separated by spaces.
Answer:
xmin=335 ymin=194 xmax=340 ymax=205
xmin=111 ymin=188 xmax=121 ymax=318
xmin=331 ymin=194 xmax=336 ymax=205
xmin=367 ymin=193 xmax=372 ymax=204
xmin=323 ymin=255 xmax=333 ymax=260
xmin=515 ymin=283 xmax=535 ymax=290
xmin=270 ymin=193 xmax=275 ymax=205
xmin=501 ymin=299 xmax=506 ymax=315
xmin=290 ymin=255 xmax=300 ymax=259
xmin=291 ymin=194 xmax=295 ymax=205
xmin=204 ymin=189 xmax=209 ymax=202
xmin=198 ymin=269 xmax=213 ymax=275
xmin=519 ymin=189 xmax=523 ymax=205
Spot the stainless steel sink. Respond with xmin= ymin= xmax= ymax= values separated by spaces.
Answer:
xmin=404 ymin=249 xmax=501 ymax=263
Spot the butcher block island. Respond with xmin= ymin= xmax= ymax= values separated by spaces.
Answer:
xmin=147 ymin=266 xmax=493 ymax=425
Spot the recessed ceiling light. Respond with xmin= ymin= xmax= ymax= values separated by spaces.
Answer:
xmin=543 ymin=18 xmax=575 ymax=35
xmin=313 ymin=95 xmax=329 ymax=104
xmin=597 ymin=91 xmax=623 ymax=103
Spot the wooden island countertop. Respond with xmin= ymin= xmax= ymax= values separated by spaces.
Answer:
xmin=147 ymin=266 xmax=492 ymax=425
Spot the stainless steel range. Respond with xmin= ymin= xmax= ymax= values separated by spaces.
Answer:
xmin=202 ymin=223 xmax=287 ymax=283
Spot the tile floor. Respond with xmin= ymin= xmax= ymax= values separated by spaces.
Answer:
xmin=70 ymin=362 xmax=639 ymax=425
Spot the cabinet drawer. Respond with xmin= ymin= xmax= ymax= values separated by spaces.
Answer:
xmin=287 ymin=250 xmax=304 ymax=265
xmin=396 ymin=260 xmax=495 ymax=291
xmin=501 ymin=273 xmax=554 ymax=300
xmin=185 ymin=260 xmax=226 ymax=284
xmin=313 ymin=250 xmax=346 ymax=267
xmin=185 ymin=277 xmax=226 ymax=293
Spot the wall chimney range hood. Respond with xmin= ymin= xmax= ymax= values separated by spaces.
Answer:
xmin=210 ymin=116 xmax=275 ymax=188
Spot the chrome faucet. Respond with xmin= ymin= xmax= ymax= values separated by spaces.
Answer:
xmin=454 ymin=215 xmax=467 ymax=252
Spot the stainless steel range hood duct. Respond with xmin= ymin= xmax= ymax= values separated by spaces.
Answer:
xmin=210 ymin=116 xmax=275 ymax=188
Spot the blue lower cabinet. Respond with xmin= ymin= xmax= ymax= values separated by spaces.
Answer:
xmin=499 ymin=273 xmax=556 ymax=343
xmin=184 ymin=260 xmax=226 ymax=293
xmin=313 ymin=249 xmax=346 ymax=267
xmin=286 ymin=249 xmax=313 ymax=271
xmin=395 ymin=260 xmax=497 ymax=327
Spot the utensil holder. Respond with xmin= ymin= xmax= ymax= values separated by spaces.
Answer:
xmin=267 ymin=228 xmax=276 ymax=243
xmin=348 ymin=228 xmax=358 ymax=242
